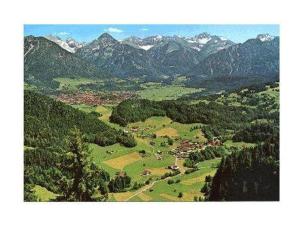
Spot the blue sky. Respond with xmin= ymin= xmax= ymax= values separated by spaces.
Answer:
xmin=24 ymin=24 xmax=279 ymax=43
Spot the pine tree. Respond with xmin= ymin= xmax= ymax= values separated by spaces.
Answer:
xmin=57 ymin=127 xmax=100 ymax=201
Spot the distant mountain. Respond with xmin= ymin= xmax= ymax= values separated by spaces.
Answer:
xmin=122 ymin=35 xmax=165 ymax=50
xmin=187 ymin=35 xmax=279 ymax=89
xmin=121 ymin=33 xmax=235 ymax=76
xmin=24 ymin=36 xmax=100 ymax=88
xmin=184 ymin=33 xmax=235 ymax=59
xmin=148 ymin=38 xmax=202 ymax=75
xmin=45 ymin=35 xmax=85 ymax=53
xmin=76 ymin=33 xmax=158 ymax=77
xmin=256 ymin=33 xmax=275 ymax=42
xmin=24 ymin=32 xmax=279 ymax=91
xmin=123 ymin=33 xmax=234 ymax=56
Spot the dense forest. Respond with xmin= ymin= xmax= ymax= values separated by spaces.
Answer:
xmin=233 ymin=123 xmax=279 ymax=143
xmin=207 ymin=141 xmax=279 ymax=201
xmin=110 ymin=97 xmax=278 ymax=135
xmin=24 ymin=90 xmax=136 ymax=148
xmin=184 ymin=146 xmax=231 ymax=168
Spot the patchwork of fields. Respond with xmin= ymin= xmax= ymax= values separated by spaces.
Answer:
xmin=29 ymin=78 xmax=274 ymax=202
xmin=85 ymin=112 xmax=221 ymax=201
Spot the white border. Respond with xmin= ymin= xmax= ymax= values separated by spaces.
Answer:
xmin=1 ymin=0 xmax=300 ymax=224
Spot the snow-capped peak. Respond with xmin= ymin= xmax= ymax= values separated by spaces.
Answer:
xmin=154 ymin=35 xmax=162 ymax=41
xmin=45 ymin=35 xmax=84 ymax=53
xmin=139 ymin=45 xmax=154 ymax=50
xmin=257 ymin=34 xmax=274 ymax=42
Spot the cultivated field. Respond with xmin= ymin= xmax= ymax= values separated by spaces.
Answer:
xmin=137 ymin=83 xmax=203 ymax=101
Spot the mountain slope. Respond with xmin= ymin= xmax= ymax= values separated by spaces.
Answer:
xmin=76 ymin=33 xmax=158 ymax=77
xmin=24 ymin=90 xmax=135 ymax=148
xmin=208 ymin=142 xmax=279 ymax=201
xmin=187 ymin=36 xmax=279 ymax=89
xmin=24 ymin=36 xmax=100 ymax=88
xmin=184 ymin=33 xmax=235 ymax=59
xmin=148 ymin=39 xmax=202 ymax=75
xmin=45 ymin=35 xmax=85 ymax=53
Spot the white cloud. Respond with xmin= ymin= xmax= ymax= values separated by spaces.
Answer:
xmin=56 ymin=32 xmax=70 ymax=36
xmin=140 ymin=28 xmax=149 ymax=31
xmin=105 ymin=27 xmax=123 ymax=33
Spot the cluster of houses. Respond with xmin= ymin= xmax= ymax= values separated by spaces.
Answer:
xmin=172 ymin=138 xmax=222 ymax=159
xmin=130 ymin=126 xmax=152 ymax=134
xmin=172 ymin=140 xmax=204 ymax=158
xmin=56 ymin=91 xmax=135 ymax=106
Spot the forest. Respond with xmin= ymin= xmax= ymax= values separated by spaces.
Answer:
xmin=110 ymin=95 xmax=278 ymax=137
xmin=24 ymin=90 xmax=136 ymax=148
xmin=24 ymin=91 xmax=137 ymax=201
xmin=207 ymin=141 xmax=279 ymax=201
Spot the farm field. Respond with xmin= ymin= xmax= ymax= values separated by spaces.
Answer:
xmin=54 ymin=77 xmax=101 ymax=91
xmin=137 ymin=83 xmax=204 ymax=101
xmin=87 ymin=111 xmax=221 ymax=201
xmin=223 ymin=140 xmax=256 ymax=148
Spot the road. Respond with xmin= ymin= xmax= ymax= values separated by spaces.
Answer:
xmin=124 ymin=156 xmax=179 ymax=201
xmin=124 ymin=180 xmax=159 ymax=201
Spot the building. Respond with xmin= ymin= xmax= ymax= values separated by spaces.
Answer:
xmin=168 ymin=165 xmax=179 ymax=170
xmin=142 ymin=169 xmax=152 ymax=176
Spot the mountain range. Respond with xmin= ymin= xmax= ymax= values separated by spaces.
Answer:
xmin=24 ymin=32 xmax=279 ymax=90
xmin=24 ymin=36 xmax=100 ymax=88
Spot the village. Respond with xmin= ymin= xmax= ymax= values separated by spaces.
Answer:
xmin=124 ymin=124 xmax=222 ymax=177
xmin=171 ymin=138 xmax=222 ymax=159
xmin=56 ymin=91 xmax=135 ymax=105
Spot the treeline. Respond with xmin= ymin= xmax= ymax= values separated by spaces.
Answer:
xmin=184 ymin=146 xmax=230 ymax=168
xmin=110 ymin=99 xmax=165 ymax=126
xmin=208 ymin=141 xmax=279 ymax=201
xmin=110 ymin=99 xmax=258 ymax=131
xmin=233 ymin=122 xmax=279 ymax=143
xmin=24 ymin=90 xmax=136 ymax=148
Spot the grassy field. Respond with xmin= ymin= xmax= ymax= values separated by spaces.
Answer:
xmin=103 ymin=152 xmax=142 ymax=170
xmin=89 ymin=111 xmax=219 ymax=201
xmin=32 ymin=185 xmax=58 ymax=202
xmin=142 ymin=158 xmax=220 ymax=201
xmin=54 ymin=77 xmax=101 ymax=91
xmin=223 ymin=140 xmax=256 ymax=148
xmin=72 ymin=104 xmax=96 ymax=113
xmin=137 ymin=83 xmax=203 ymax=101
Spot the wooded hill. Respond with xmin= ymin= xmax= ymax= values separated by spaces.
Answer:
xmin=208 ymin=141 xmax=279 ymax=201
xmin=24 ymin=91 xmax=136 ymax=201
xmin=24 ymin=90 xmax=135 ymax=148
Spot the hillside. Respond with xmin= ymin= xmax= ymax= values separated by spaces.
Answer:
xmin=187 ymin=36 xmax=279 ymax=89
xmin=148 ymin=39 xmax=202 ymax=75
xmin=24 ymin=36 xmax=101 ymax=89
xmin=76 ymin=33 xmax=159 ymax=78
xmin=24 ymin=90 xmax=135 ymax=148
xmin=208 ymin=142 xmax=279 ymax=201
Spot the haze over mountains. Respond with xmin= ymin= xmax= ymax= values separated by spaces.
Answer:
xmin=24 ymin=32 xmax=279 ymax=90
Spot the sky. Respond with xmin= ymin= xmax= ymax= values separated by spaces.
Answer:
xmin=24 ymin=24 xmax=279 ymax=43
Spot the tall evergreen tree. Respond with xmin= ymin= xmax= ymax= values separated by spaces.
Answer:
xmin=57 ymin=127 xmax=102 ymax=201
